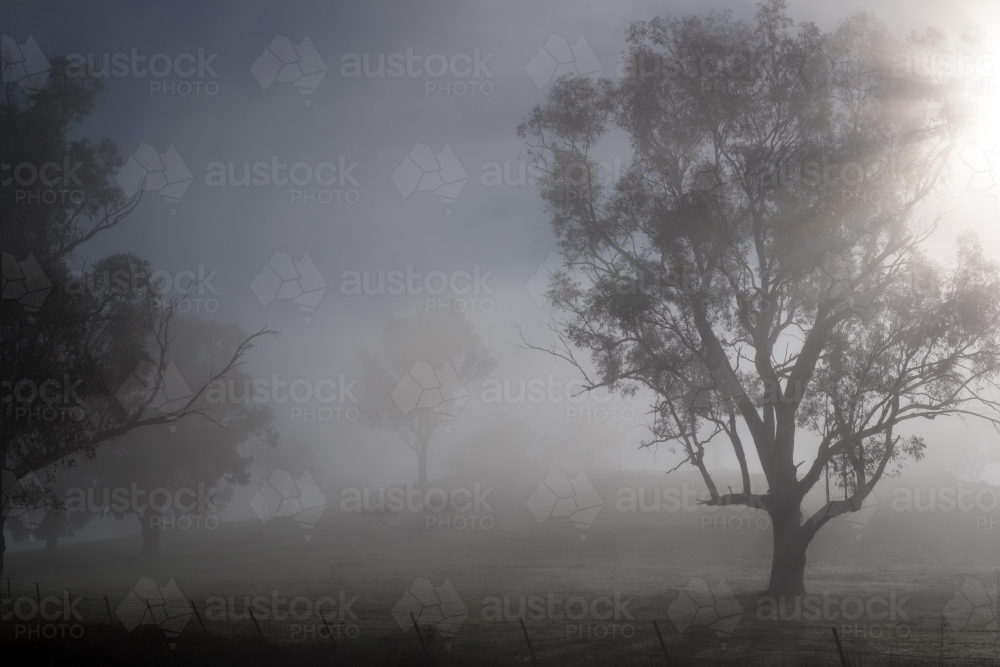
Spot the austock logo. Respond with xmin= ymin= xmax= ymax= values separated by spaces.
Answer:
xmin=949 ymin=139 xmax=999 ymax=210
xmin=3 ymin=376 xmax=85 ymax=423
xmin=251 ymin=252 xmax=328 ymax=324
xmin=115 ymin=361 xmax=194 ymax=421
xmin=527 ymin=34 xmax=602 ymax=89
xmin=756 ymin=589 xmax=912 ymax=641
xmin=669 ymin=579 xmax=743 ymax=642
xmin=116 ymin=577 xmax=192 ymax=647
xmin=888 ymin=42 xmax=999 ymax=84
xmin=803 ymin=490 xmax=880 ymax=542
xmin=340 ymin=47 xmax=494 ymax=96
xmin=392 ymin=143 xmax=468 ymax=214
xmin=801 ymin=36 xmax=849 ymax=90
xmin=392 ymin=578 xmax=468 ymax=646
xmin=2 ymin=587 xmax=86 ymax=639
xmin=526 ymin=251 xmax=562 ymax=307
xmin=392 ymin=361 xmax=468 ymax=423
xmin=845 ymin=496 xmax=881 ymax=540
xmin=526 ymin=469 xmax=603 ymax=540
xmin=64 ymin=264 xmax=221 ymax=314
xmin=1 ymin=35 xmax=51 ymax=99
xmin=481 ymin=591 xmax=635 ymax=640
xmin=890 ymin=483 xmax=998 ymax=531
xmin=251 ymin=469 xmax=328 ymax=540
xmin=2 ymin=157 xmax=85 ymax=205
xmin=116 ymin=143 xmax=193 ymax=214
xmin=64 ymin=482 xmax=222 ymax=531
xmin=615 ymin=483 xmax=773 ymax=532
xmin=340 ymin=483 xmax=494 ymax=531
xmin=204 ymin=156 xmax=360 ymax=204
xmin=1 ymin=470 xmax=50 ymax=538
xmin=252 ymin=35 xmax=328 ymax=104
xmin=254 ymin=39 xmax=496 ymax=99
xmin=64 ymin=47 xmax=220 ymax=96
xmin=943 ymin=577 xmax=998 ymax=632
xmin=205 ymin=373 xmax=359 ymax=422
xmin=339 ymin=265 xmax=495 ymax=314
xmin=759 ymin=157 xmax=913 ymax=209
xmin=204 ymin=590 xmax=360 ymax=641
xmin=1 ymin=253 xmax=52 ymax=313
xmin=479 ymin=375 xmax=638 ymax=422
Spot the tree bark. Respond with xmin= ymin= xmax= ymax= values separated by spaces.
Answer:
xmin=140 ymin=511 xmax=161 ymax=555
xmin=415 ymin=428 xmax=430 ymax=488
xmin=417 ymin=447 xmax=427 ymax=489
xmin=765 ymin=505 xmax=809 ymax=598
xmin=0 ymin=514 xmax=6 ymax=579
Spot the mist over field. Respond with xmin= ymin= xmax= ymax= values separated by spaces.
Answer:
xmin=1 ymin=1 xmax=998 ymax=665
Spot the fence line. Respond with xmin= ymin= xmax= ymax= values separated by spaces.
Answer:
xmin=3 ymin=577 xmax=997 ymax=665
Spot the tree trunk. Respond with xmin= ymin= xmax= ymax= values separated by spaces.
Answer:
xmin=140 ymin=511 xmax=161 ymax=555
xmin=45 ymin=534 xmax=58 ymax=552
xmin=417 ymin=447 xmax=427 ymax=489
xmin=765 ymin=506 xmax=809 ymax=598
xmin=0 ymin=514 xmax=6 ymax=579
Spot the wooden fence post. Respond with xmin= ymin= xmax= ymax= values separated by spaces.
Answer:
xmin=519 ymin=618 xmax=536 ymax=663
xmin=247 ymin=607 xmax=266 ymax=642
xmin=321 ymin=610 xmax=338 ymax=649
xmin=832 ymin=627 xmax=848 ymax=667
xmin=410 ymin=612 xmax=431 ymax=659
xmin=938 ymin=614 xmax=945 ymax=667
xmin=190 ymin=600 xmax=207 ymax=633
xmin=653 ymin=620 xmax=671 ymax=663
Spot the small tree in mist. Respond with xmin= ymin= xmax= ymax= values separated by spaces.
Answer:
xmin=6 ymin=462 xmax=94 ymax=552
xmin=359 ymin=311 xmax=494 ymax=487
xmin=520 ymin=1 xmax=1000 ymax=596
xmin=0 ymin=57 xmax=270 ymax=574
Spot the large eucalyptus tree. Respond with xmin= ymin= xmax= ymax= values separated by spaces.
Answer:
xmin=519 ymin=1 xmax=1000 ymax=596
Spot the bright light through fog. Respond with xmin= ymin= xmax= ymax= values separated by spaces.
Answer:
xmin=923 ymin=32 xmax=1000 ymax=262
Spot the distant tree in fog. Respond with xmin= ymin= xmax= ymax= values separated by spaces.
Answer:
xmin=520 ymin=0 xmax=1000 ymax=596
xmin=358 ymin=310 xmax=495 ymax=486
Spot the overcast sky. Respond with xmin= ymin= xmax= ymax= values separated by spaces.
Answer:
xmin=5 ymin=0 xmax=999 ymax=488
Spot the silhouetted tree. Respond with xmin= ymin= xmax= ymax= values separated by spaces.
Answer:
xmin=0 ymin=56 xmax=270 ymax=575
xmin=519 ymin=1 xmax=1000 ymax=596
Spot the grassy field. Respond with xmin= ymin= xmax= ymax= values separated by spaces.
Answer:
xmin=3 ymin=470 xmax=998 ymax=665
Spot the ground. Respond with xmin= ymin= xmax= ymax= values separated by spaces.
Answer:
xmin=2 ymin=470 xmax=997 ymax=665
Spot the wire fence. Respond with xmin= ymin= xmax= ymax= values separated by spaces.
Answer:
xmin=2 ymin=577 xmax=997 ymax=666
